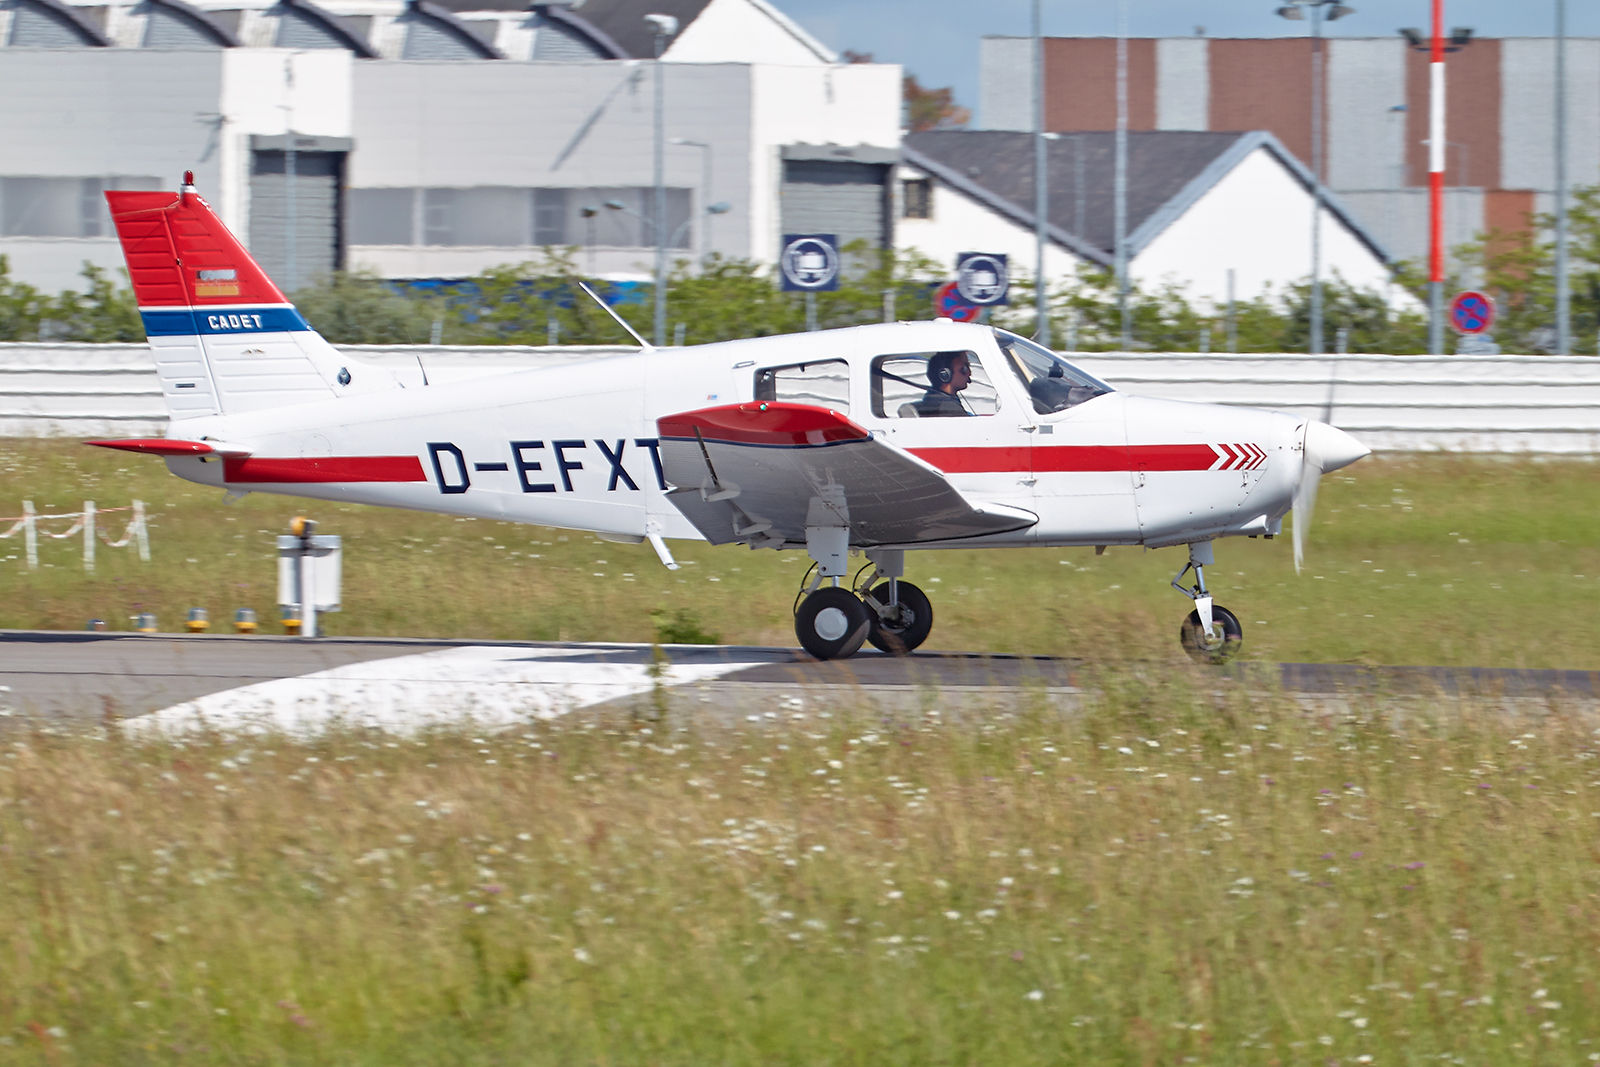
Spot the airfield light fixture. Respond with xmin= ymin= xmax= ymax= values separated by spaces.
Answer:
xmin=234 ymin=607 xmax=258 ymax=634
xmin=186 ymin=607 xmax=209 ymax=633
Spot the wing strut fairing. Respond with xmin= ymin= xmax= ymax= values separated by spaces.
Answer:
xmin=655 ymin=402 xmax=1036 ymax=548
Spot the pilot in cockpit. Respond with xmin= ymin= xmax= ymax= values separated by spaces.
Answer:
xmin=915 ymin=351 xmax=973 ymax=417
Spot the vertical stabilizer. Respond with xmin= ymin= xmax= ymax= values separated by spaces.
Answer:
xmin=107 ymin=175 xmax=399 ymax=420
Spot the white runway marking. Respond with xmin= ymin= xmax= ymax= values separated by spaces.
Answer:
xmin=125 ymin=645 xmax=748 ymax=737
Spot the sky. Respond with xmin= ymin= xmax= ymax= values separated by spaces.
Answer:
xmin=769 ymin=0 xmax=1600 ymax=128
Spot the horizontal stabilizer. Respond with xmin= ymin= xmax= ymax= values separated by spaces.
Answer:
xmin=655 ymin=402 xmax=1037 ymax=547
xmin=87 ymin=438 xmax=251 ymax=457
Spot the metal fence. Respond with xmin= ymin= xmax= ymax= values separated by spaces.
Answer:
xmin=4 ymin=343 xmax=1598 ymax=454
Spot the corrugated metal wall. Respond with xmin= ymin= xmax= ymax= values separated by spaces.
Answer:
xmin=5 ymin=343 xmax=1599 ymax=454
xmin=247 ymin=150 xmax=344 ymax=292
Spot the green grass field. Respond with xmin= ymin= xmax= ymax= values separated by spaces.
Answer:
xmin=3 ymin=690 xmax=1599 ymax=1064
xmin=1 ymin=440 xmax=1596 ymax=668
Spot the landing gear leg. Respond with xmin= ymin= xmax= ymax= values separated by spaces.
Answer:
xmin=794 ymin=525 xmax=870 ymax=660
xmin=855 ymin=549 xmax=934 ymax=654
xmin=1171 ymin=541 xmax=1242 ymax=664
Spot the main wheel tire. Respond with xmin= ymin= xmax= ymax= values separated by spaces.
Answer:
xmin=1179 ymin=604 xmax=1244 ymax=664
xmin=795 ymin=586 xmax=872 ymax=661
xmin=864 ymin=581 xmax=934 ymax=655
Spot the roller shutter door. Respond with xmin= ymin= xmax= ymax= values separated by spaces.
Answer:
xmin=248 ymin=145 xmax=345 ymax=293
xmin=779 ymin=160 xmax=889 ymax=249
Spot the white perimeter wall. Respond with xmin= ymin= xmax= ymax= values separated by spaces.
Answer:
xmin=1132 ymin=147 xmax=1394 ymax=307
xmin=10 ymin=342 xmax=1600 ymax=455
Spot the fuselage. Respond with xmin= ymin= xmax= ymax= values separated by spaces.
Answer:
xmin=162 ymin=319 xmax=1307 ymax=552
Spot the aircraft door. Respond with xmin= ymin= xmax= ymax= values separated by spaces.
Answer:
xmin=990 ymin=331 xmax=1141 ymax=544
xmin=863 ymin=347 xmax=1036 ymax=518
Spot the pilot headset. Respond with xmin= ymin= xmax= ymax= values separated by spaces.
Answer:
xmin=932 ymin=353 xmax=956 ymax=384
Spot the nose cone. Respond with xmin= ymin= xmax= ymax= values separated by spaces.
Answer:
xmin=1305 ymin=421 xmax=1369 ymax=474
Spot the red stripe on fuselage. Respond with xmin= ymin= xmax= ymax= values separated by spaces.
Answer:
xmin=222 ymin=455 xmax=427 ymax=483
xmin=911 ymin=444 xmax=1222 ymax=474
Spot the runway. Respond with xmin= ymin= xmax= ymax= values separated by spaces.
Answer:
xmin=3 ymin=629 xmax=1597 ymax=736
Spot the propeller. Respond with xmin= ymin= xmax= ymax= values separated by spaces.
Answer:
xmin=1292 ymin=420 xmax=1371 ymax=574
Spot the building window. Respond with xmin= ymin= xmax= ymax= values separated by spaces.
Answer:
xmin=902 ymin=178 xmax=932 ymax=220
xmin=0 ymin=176 xmax=161 ymax=238
xmin=346 ymin=186 xmax=693 ymax=248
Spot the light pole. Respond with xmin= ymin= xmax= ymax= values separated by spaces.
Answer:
xmin=1032 ymin=0 xmax=1049 ymax=347
xmin=1556 ymin=0 xmax=1570 ymax=354
xmin=645 ymin=14 xmax=679 ymax=348
xmin=1276 ymin=1 xmax=1354 ymax=357
xmin=668 ymin=137 xmax=714 ymax=260
xmin=1115 ymin=0 xmax=1130 ymax=350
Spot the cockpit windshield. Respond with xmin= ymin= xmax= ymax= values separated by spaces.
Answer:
xmin=993 ymin=330 xmax=1115 ymax=415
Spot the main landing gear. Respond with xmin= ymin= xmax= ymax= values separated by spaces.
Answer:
xmin=1172 ymin=540 xmax=1242 ymax=664
xmin=792 ymin=541 xmax=932 ymax=661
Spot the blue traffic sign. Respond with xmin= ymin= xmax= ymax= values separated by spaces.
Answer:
xmin=955 ymin=252 xmax=1009 ymax=305
xmin=779 ymin=234 xmax=840 ymax=292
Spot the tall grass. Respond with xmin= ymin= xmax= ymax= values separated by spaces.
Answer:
xmin=3 ymin=679 xmax=1599 ymax=1064
xmin=1 ymin=440 xmax=1598 ymax=667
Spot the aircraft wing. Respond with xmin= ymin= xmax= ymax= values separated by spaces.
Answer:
xmin=656 ymin=402 xmax=1037 ymax=547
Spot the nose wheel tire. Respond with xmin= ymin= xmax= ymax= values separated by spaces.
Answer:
xmin=864 ymin=581 xmax=933 ymax=655
xmin=795 ymin=587 xmax=872 ymax=661
xmin=1179 ymin=604 xmax=1243 ymax=664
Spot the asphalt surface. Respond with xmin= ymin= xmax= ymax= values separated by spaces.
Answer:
xmin=2 ymin=630 xmax=1597 ymax=728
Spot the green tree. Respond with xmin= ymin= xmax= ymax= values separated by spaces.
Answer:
xmin=0 ymin=255 xmax=49 ymax=341
xmin=46 ymin=263 xmax=144 ymax=342
xmin=1455 ymin=184 xmax=1600 ymax=354
xmin=291 ymin=270 xmax=442 ymax=345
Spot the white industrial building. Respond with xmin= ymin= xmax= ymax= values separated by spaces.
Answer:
xmin=896 ymin=129 xmax=1396 ymax=308
xmin=0 ymin=0 xmax=902 ymax=292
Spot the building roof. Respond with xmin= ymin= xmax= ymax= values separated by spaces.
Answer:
xmin=561 ymin=0 xmax=712 ymax=58
xmin=903 ymin=129 xmax=1390 ymax=265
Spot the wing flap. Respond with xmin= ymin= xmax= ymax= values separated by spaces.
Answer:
xmin=655 ymin=402 xmax=1037 ymax=546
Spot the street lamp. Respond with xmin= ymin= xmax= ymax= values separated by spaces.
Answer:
xmin=644 ymin=13 xmax=679 ymax=348
xmin=668 ymin=137 xmax=715 ymax=260
xmin=1276 ymin=0 xmax=1354 ymax=358
xmin=606 ymin=198 xmax=728 ymax=244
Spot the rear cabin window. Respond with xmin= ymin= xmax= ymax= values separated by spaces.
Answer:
xmin=870 ymin=350 xmax=999 ymax=418
xmin=752 ymin=359 xmax=850 ymax=413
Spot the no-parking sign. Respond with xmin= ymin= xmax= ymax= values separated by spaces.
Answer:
xmin=1449 ymin=290 xmax=1496 ymax=335
xmin=933 ymin=280 xmax=981 ymax=322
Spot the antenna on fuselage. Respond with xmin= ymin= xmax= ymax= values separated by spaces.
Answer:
xmin=577 ymin=281 xmax=652 ymax=350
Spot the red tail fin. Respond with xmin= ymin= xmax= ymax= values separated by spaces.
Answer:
xmin=106 ymin=187 xmax=289 ymax=308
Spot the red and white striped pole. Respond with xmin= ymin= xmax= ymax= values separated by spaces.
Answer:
xmin=1427 ymin=0 xmax=1446 ymax=353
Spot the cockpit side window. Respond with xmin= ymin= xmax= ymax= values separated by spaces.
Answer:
xmin=752 ymin=359 xmax=850 ymax=413
xmin=994 ymin=329 xmax=1114 ymax=415
xmin=870 ymin=350 xmax=999 ymax=418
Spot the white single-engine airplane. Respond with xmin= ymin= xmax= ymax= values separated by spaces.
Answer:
xmin=91 ymin=175 xmax=1367 ymax=661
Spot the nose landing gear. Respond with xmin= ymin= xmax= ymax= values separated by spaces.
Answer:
xmin=1172 ymin=541 xmax=1242 ymax=664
